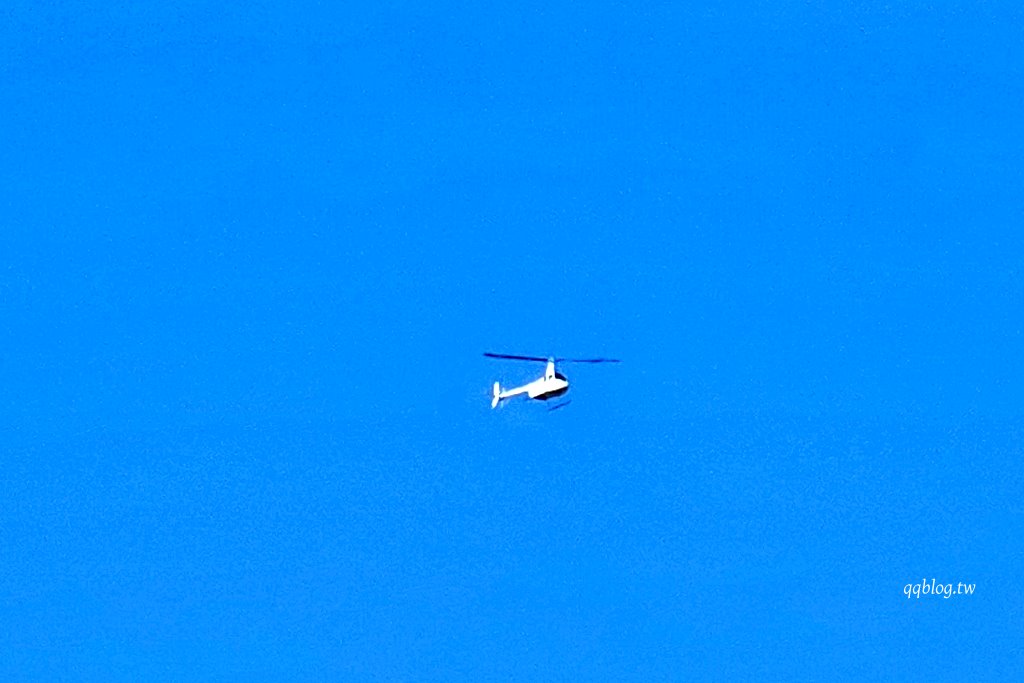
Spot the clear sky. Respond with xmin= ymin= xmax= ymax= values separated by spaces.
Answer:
xmin=2 ymin=1 xmax=1022 ymax=680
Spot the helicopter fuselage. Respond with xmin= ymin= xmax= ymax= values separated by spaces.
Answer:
xmin=492 ymin=360 xmax=569 ymax=407
xmin=485 ymin=353 xmax=620 ymax=409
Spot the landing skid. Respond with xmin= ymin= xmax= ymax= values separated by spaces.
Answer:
xmin=547 ymin=399 xmax=572 ymax=412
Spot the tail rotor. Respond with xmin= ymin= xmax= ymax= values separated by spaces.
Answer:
xmin=491 ymin=382 xmax=501 ymax=409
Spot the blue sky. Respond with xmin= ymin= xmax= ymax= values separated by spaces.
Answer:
xmin=2 ymin=1 xmax=1022 ymax=679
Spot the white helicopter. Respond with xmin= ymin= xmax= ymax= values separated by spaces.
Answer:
xmin=484 ymin=353 xmax=621 ymax=410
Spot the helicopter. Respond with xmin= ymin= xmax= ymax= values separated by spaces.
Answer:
xmin=484 ymin=353 xmax=621 ymax=410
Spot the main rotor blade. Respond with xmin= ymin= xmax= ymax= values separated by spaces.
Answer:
xmin=483 ymin=352 xmax=550 ymax=362
xmin=555 ymin=357 xmax=622 ymax=364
